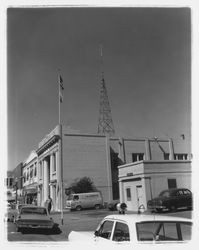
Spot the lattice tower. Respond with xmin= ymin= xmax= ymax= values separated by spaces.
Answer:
xmin=97 ymin=59 xmax=115 ymax=136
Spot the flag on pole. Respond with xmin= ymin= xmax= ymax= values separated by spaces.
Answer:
xmin=58 ymin=74 xmax=64 ymax=103
xmin=60 ymin=92 xmax=63 ymax=103
xmin=59 ymin=75 xmax=64 ymax=90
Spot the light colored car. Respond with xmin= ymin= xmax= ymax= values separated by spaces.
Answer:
xmin=5 ymin=203 xmax=18 ymax=222
xmin=66 ymin=192 xmax=103 ymax=211
xmin=15 ymin=205 xmax=56 ymax=233
xmin=68 ymin=214 xmax=192 ymax=245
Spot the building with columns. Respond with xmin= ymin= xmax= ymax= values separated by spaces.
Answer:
xmin=23 ymin=151 xmax=38 ymax=204
xmin=36 ymin=125 xmax=61 ymax=211
xmin=26 ymin=124 xmax=191 ymax=212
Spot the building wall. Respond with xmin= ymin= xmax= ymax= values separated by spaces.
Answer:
xmin=118 ymin=161 xmax=191 ymax=211
xmin=62 ymin=134 xmax=113 ymax=204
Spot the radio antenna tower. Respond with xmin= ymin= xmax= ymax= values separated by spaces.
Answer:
xmin=97 ymin=45 xmax=115 ymax=136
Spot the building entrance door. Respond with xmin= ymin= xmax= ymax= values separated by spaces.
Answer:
xmin=125 ymin=187 xmax=133 ymax=210
xmin=136 ymin=185 xmax=144 ymax=210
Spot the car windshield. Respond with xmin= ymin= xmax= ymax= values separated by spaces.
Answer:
xmin=67 ymin=194 xmax=74 ymax=200
xmin=159 ymin=191 xmax=170 ymax=197
xmin=20 ymin=207 xmax=47 ymax=215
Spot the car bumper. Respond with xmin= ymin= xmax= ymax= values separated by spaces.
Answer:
xmin=147 ymin=205 xmax=166 ymax=210
xmin=17 ymin=224 xmax=54 ymax=229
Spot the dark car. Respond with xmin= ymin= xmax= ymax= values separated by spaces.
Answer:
xmin=147 ymin=188 xmax=192 ymax=212
xmin=15 ymin=205 xmax=57 ymax=233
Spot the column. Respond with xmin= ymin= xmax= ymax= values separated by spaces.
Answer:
xmin=119 ymin=180 xmax=123 ymax=203
xmin=55 ymin=150 xmax=60 ymax=211
xmin=43 ymin=158 xmax=49 ymax=204
xmin=169 ymin=138 xmax=174 ymax=160
xmin=145 ymin=139 xmax=152 ymax=160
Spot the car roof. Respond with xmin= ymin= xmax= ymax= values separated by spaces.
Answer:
xmin=160 ymin=188 xmax=190 ymax=192
xmin=104 ymin=214 xmax=192 ymax=223
xmin=20 ymin=205 xmax=46 ymax=209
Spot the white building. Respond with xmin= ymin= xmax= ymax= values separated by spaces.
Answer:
xmin=118 ymin=160 xmax=191 ymax=211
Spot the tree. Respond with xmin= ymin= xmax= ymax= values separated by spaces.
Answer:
xmin=69 ymin=176 xmax=97 ymax=194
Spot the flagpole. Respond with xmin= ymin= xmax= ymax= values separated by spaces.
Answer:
xmin=58 ymin=70 xmax=64 ymax=225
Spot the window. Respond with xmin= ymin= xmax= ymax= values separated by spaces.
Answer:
xmin=98 ymin=220 xmax=114 ymax=239
xmin=73 ymin=195 xmax=79 ymax=201
xmin=136 ymin=222 xmax=185 ymax=241
xmin=34 ymin=167 xmax=37 ymax=177
xmin=168 ymin=179 xmax=177 ymax=189
xmin=183 ymin=189 xmax=191 ymax=195
xmin=132 ymin=153 xmax=144 ymax=162
xmin=126 ymin=188 xmax=131 ymax=201
xmin=164 ymin=153 xmax=170 ymax=160
xmin=180 ymin=222 xmax=192 ymax=241
xmin=174 ymin=154 xmax=188 ymax=160
xmin=176 ymin=190 xmax=184 ymax=196
xmin=53 ymin=153 xmax=56 ymax=172
xmin=157 ymin=222 xmax=178 ymax=240
xmin=159 ymin=190 xmax=170 ymax=197
xmin=30 ymin=167 xmax=33 ymax=178
xmin=113 ymin=222 xmax=130 ymax=241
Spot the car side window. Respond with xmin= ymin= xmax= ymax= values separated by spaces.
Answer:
xmin=180 ymin=222 xmax=192 ymax=241
xmin=113 ymin=222 xmax=130 ymax=242
xmin=98 ymin=220 xmax=114 ymax=240
xmin=156 ymin=222 xmax=178 ymax=240
xmin=176 ymin=190 xmax=183 ymax=196
xmin=183 ymin=189 xmax=191 ymax=195
xmin=73 ymin=195 xmax=79 ymax=201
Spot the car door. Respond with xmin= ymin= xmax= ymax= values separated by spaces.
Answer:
xmin=182 ymin=189 xmax=192 ymax=208
xmin=174 ymin=190 xmax=184 ymax=208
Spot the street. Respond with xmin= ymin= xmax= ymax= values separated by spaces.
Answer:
xmin=5 ymin=208 xmax=192 ymax=242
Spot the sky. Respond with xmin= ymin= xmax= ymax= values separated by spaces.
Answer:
xmin=6 ymin=6 xmax=192 ymax=170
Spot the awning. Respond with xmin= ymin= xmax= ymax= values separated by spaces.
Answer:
xmin=24 ymin=185 xmax=38 ymax=194
xmin=25 ymin=189 xmax=37 ymax=194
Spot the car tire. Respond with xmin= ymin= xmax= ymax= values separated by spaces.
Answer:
xmin=94 ymin=204 xmax=101 ymax=210
xmin=76 ymin=205 xmax=82 ymax=211
xmin=156 ymin=208 xmax=163 ymax=213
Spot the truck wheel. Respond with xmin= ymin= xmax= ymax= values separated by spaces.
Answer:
xmin=95 ymin=204 xmax=101 ymax=210
xmin=76 ymin=205 xmax=82 ymax=211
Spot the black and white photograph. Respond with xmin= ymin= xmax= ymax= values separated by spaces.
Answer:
xmin=1 ymin=0 xmax=199 ymax=249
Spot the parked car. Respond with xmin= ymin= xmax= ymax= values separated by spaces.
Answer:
xmin=15 ymin=205 xmax=57 ymax=233
xmin=147 ymin=188 xmax=192 ymax=212
xmin=68 ymin=214 xmax=192 ymax=244
xmin=5 ymin=203 xmax=18 ymax=222
xmin=108 ymin=202 xmax=119 ymax=211
xmin=66 ymin=192 xmax=103 ymax=211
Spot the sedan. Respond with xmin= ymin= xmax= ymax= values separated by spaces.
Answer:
xmin=147 ymin=188 xmax=192 ymax=212
xmin=15 ymin=205 xmax=56 ymax=233
xmin=68 ymin=214 xmax=192 ymax=245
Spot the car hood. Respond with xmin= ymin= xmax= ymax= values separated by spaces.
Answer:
xmin=68 ymin=231 xmax=94 ymax=241
xmin=148 ymin=197 xmax=166 ymax=203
